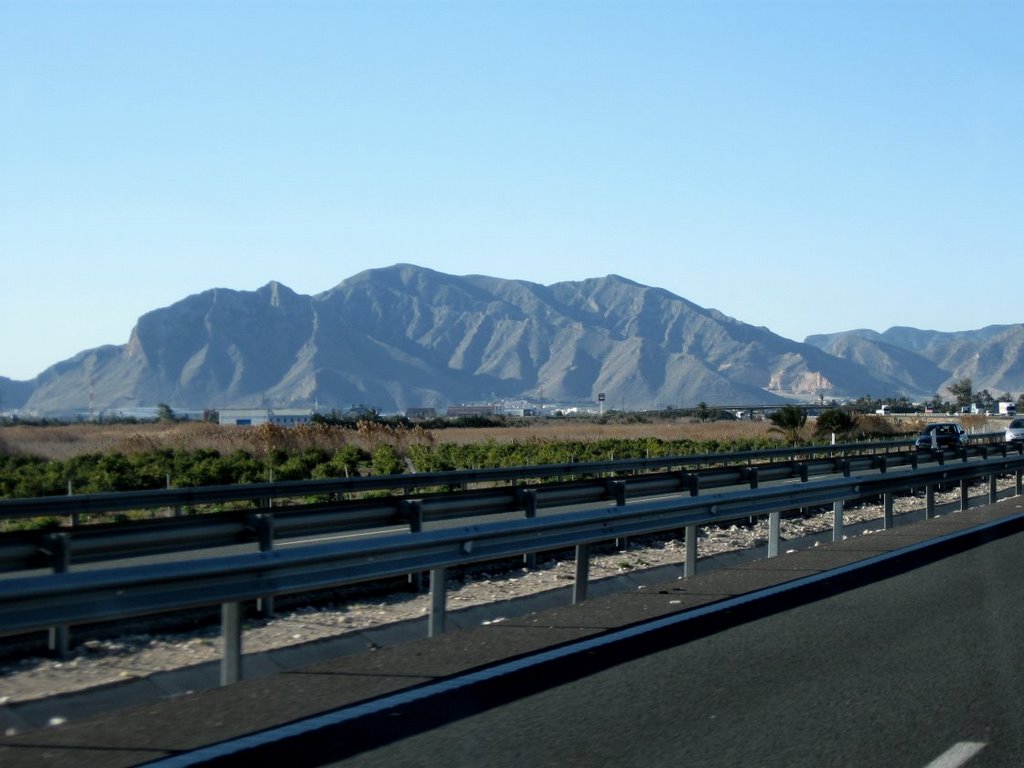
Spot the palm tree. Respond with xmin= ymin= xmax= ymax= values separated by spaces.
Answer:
xmin=768 ymin=405 xmax=807 ymax=445
xmin=813 ymin=408 xmax=859 ymax=441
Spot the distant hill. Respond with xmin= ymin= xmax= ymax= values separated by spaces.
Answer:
xmin=0 ymin=377 xmax=34 ymax=412
xmin=804 ymin=325 xmax=1024 ymax=399
xmin=3 ymin=264 xmax=1019 ymax=416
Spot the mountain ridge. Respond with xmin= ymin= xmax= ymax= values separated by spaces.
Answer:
xmin=3 ymin=264 xmax=1022 ymax=415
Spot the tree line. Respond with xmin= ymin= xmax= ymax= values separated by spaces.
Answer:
xmin=852 ymin=379 xmax=1023 ymax=414
xmin=0 ymin=432 xmax=809 ymax=502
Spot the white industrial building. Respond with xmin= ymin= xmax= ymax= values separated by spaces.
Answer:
xmin=217 ymin=408 xmax=315 ymax=427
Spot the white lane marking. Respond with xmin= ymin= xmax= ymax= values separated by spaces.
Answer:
xmin=924 ymin=742 xmax=987 ymax=768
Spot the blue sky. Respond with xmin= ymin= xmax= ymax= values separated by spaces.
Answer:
xmin=3 ymin=0 xmax=1022 ymax=381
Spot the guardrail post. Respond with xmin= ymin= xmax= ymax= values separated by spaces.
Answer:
xmin=767 ymin=511 xmax=780 ymax=558
xmin=684 ymin=524 xmax=697 ymax=577
xmin=833 ymin=499 xmax=843 ymax=541
xmin=877 ymin=457 xmax=887 ymax=474
xmin=794 ymin=462 xmax=808 ymax=528
xmin=403 ymin=499 xmax=425 ymax=592
xmin=66 ymin=481 xmax=80 ymax=527
xmin=747 ymin=467 xmax=759 ymax=489
xmin=989 ymin=474 xmax=998 ymax=504
xmin=45 ymin=532 xmax=71 ymax=659
xmin=840 ymin=459 xmax=851 ymax=478
xmin=519 ymin=489 xmax=538 ymax=568
xmin=1017 ymin=468 xmax=1023 ymax=497
xmin=168 ymin=474 xmax=182 ymax=517
xmin=250 ymin=513 xmax=275 ymax=618
xmin=573 ymin=544 xmax=590 ymax=604
xmin=687 ymin=473 xmax=700 ymax=497
xmin=607 ymin=479 xmax=626 ymax=506
xmin=960 ymin=479 xmax=970 ymax=511
xmin=221 ymin=602 xmax=242 ymax=686
xmin=428 ymin=567 xmax=447 ymax=637
xmin=925 ymin=484 xmax=936 ymax=519
xmin=607 ymin=480 xmax=628 ymax=548
xmin=883 ymin=493 xmax=894 ymax=529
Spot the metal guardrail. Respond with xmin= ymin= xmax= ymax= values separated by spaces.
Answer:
xmin=1 ymin=451 xmax=1023 ymax=684
xmin=0 ymin=435 xmax=1013 ymax=575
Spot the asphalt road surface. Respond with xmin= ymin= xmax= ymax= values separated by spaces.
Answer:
xmin=318 ymin=529 xmax=1024 ymax=768
xmin=5 ymin=504 xmax=1024 ymax=767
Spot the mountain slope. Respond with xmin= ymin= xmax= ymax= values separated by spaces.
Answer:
xmin=805 ymin=324 xmax=1024 ymax=397
xmin=10 ymin=264 xmax=912 ymax=415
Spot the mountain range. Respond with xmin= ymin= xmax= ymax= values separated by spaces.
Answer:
xmin=3 ymin=264 xmax=1022 ymax=416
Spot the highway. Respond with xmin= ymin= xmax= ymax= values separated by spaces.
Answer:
xmin=4 ymin=502 xmax=1023 ymax=767
xmin=1 ymin=439 xmax=1015 ymax=593
xmin=311 ymin=527 xmax=1024 ymax=767
xmin=4 ymin=448 xmax=1014 ymax=580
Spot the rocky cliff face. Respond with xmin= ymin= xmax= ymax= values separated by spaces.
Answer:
xmin=5 ymin=264 xmax=1009 ymax=416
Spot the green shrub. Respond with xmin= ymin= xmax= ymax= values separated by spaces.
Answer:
xmin=371 ymin=445 xmax=404 ymax=476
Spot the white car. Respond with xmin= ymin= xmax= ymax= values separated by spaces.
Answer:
xmin=1006 ymin=418 xmax=1024 ymax=446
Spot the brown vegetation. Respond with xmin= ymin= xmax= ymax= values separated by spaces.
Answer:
xmin=1 ymin=418 xmax=778 ymax=461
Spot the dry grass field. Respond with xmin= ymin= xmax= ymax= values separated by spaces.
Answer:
xmin=0 ymin=412 xmax=989 ymax=463
xmin=0 ymin=418 xmax=781 ymax=461
xmin=429 ymin=418 xmax=776 ymax=445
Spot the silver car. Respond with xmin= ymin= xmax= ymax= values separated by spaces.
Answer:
xmin=1006 ymin=417 xmax=1024 ymax=445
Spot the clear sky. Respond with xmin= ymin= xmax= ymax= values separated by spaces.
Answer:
xmin=3 ymin=1 xmax=1022 ymax=381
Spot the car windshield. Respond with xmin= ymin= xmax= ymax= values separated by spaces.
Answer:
xmin=1010 ymin=419 xmax=1024 ymax=429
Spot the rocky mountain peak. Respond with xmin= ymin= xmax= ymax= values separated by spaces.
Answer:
xmin=4 ymin=264 xmax=1021 ymax=416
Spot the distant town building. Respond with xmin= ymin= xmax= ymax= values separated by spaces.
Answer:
xmin=405 ymin=407 xmax=437 ymax=419
xmin=499 ymin=407 xmax=538 ymax=417
xmin=218 ymin=408 xmax=315 ymax=427
xmin=446 ymin=405 xmax=497 ymax=418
